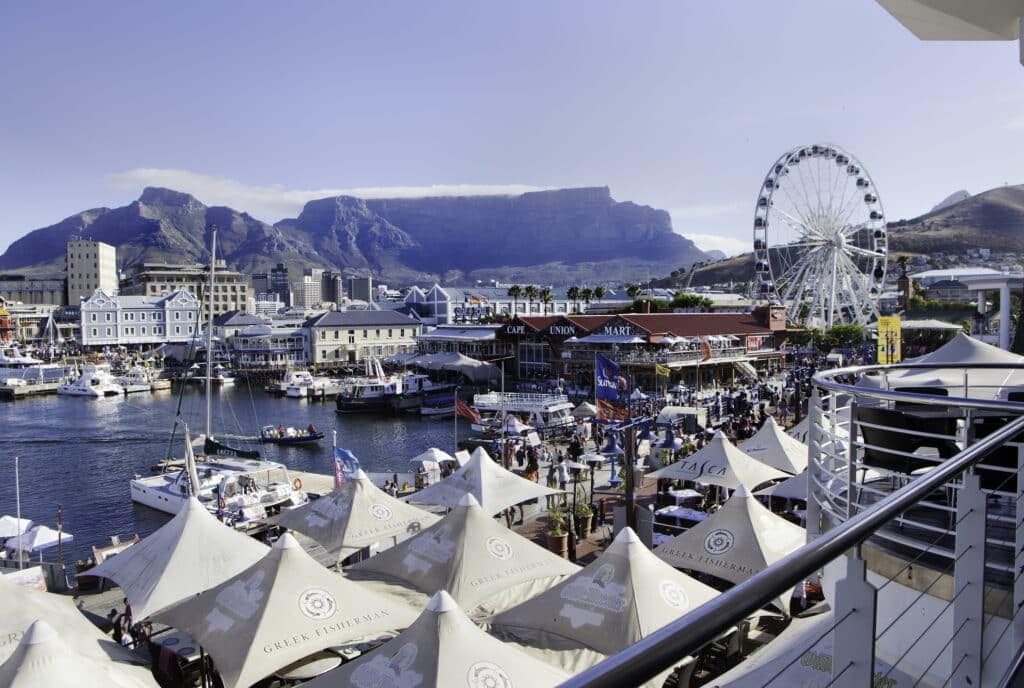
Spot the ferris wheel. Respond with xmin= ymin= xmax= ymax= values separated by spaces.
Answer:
xmin=753 ymin=144 xmax=887 ymax=328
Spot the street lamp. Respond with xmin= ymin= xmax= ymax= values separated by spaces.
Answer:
xmin=601 ymin=432 xmax=624 ymax=486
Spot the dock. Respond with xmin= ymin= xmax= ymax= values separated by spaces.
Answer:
xmin=0 ymin=381 xmax=62 ymax=399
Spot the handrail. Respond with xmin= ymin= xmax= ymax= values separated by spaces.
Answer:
xmin=558 ymin=408 xmax=1024 ymax=688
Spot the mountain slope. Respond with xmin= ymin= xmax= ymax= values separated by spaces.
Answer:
xmin=888 ymin=184 xmax=1024 ymax=254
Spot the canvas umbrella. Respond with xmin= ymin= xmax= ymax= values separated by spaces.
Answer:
xmin=739 ymin=416 xmax=809 ymax=474
xmin=0 ymin=516 xmax=32 ymax=539
xmin=347 ymin=493 xmax=578 ymax=619
xmin=0 ymin=574 xmax=146 ymax=666
xmin=655 ymin=485 xmax=806 ymax=611
xmin=0 ymin=620 xmax=157 ymax=688
xmin=648 ymin=430 xmax=788 ymax=491
xmin=572 ymin=401 xmax=598 ymax=419
xmin=152 ymin=533 xmax=419 ymax=688
xmin=490 ymin=527 xmax=720 ymax=678
xmin=270 ymin=469 xmax=440 ymax=559
xmin=304 ymin=591 xmax=568 ymax=688
xmin=407 ymin=447 xmax=560 ymax=515
xmin=754 ymin=470 xmax=808 ymax=501
xmin=89 ymin=497 xmax=268 ymax=620
xmin=12 ymin=526 xmax=72 ymax=554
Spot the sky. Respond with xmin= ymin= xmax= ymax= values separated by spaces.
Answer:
xmin=1 ymin=1 xmax=1022 ymax=258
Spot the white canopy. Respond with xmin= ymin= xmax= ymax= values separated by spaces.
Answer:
xmin=453 ymin=449 xmax=471 ymax=466
xmin=0 ymin=516 xmax=32 ymax=539
xmin=9 ymin=526 xmax=72 ymax=554
xmin=491 ymin=528 xmax=720 ymax=660
xmin=305 ymin=591 xmax=568 ymax=688
xmin=270 ymin=469 xmax=440 ymax=559
xmin=347 ymin=494 xmax=578 ymax=619
xmin=755 ymin=471 xmax=808 ymax=501
xmin=0 ymin=620 xmax=157 ymax=688
xmin=656 ymin=486 xmax=806 ymax=611
xmin=572 ymin=401 xmax=598 ymax=418
xmin=505 ymin=416 xmax=534 ymax=434
xmin=739 ymin=417 xmax=809 ymax=475
xmin=89 ymin=497 xmax=268 ymax=620
xmin=0 ymin=574 xmax=146 ymax=666
xmin=890 ymin=333 xmax=1024 ymax=398
xmin=910 ymin=332 xmax=1022 ymax=365
xmin=648 ymin=431 xmax=788 ymax=490
xmin=152 ymin=534 xmax=419 ymax=688
xmin=411 ymin=447 xmax=455 ymax=466
xmin=407 ymin=447 xmax=560 ymax=515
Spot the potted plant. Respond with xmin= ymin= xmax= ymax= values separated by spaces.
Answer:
xmin=575 ymin=500 xmax=594 ymax=539
xmin=546 ymin=507 xmax=569 ymax=558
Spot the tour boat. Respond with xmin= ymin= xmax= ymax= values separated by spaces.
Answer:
xmin=57 ymin=364 xmax=124 ymax=397
xmin=335 ymin=358 xmax=454 ymax=413
xmin=469 ymin=391 xmax=575 ymax=438
xmin=259 ymin=425 xmax=325 ymax=444
xmin=285 ymin=372 xmax=341 ymax=398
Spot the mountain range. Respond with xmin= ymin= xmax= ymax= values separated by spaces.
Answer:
xmin=0 ymin=186 xmax=707 ymax=285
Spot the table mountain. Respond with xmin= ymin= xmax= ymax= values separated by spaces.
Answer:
xmin=0 ymin=186 xmax=706 ymax=284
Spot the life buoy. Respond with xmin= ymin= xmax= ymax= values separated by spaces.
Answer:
xmin=218 ymin=497 xmax=227 ymax=509
xmin=293 ymin=477 xmax=302 ymax=490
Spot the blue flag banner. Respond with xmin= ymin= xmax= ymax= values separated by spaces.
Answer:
xmin=595 ymin=353 xmax=620 ymax=402
xmin=334 ymin=447 xmax=361 ymax=479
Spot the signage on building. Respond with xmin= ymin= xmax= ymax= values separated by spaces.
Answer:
xmin=877 ymin=316 xmax=901 ymax=365
xmin=505 ymin=324 xmax=527 ymax=335
xmin=548 ymin=324 xmax=576 ymax=337
xmin=601 ymin=324 xmax=636 ymax=337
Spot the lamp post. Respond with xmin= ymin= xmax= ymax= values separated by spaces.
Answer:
xmin=602 ymin=432 xmax=623 ymax=487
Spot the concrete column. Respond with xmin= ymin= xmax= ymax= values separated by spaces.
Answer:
xmin=805 ymin=387 xmax=823 ymax=542
xmin=953 ymin=472 xmax=986 ymax=686
xmin=831 ymin=554 xmax=877 ymax=688
xmin=1000 ymin=282 xmax=1011 ymax=349
xmin=977 ymin=290 xmax=987 ymax=314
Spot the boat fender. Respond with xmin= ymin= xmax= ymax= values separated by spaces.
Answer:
xmin=218 ymin=497 xmax=227 ymax=509
xmin=293 ymin=477 xmax=302 ymax=490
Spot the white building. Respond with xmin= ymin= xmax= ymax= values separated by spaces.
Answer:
xmin=231 ymin=324 xmax=308 ymax=368
xmin=66 ymin=239 xmax=118 ymax=305
xmin=79 ymin=289 xmax=200 ymax=348
xmin=304 ymin=310 xmax=421 ymax=366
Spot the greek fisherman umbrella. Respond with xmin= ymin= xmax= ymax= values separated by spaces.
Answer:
xmin=270 ymin=469 xmax=440 ymax=559
xmin=655 ymin=485 xmax=806 ymax=612
xmin=407 ymin=447 xmax=561 ymax=516
xmin=0 ymin=575 xmax=146 ymax=666
xmin=152 ymin=533 xmax=419 ymax=688
xmin=739 ymin=416 xmax=809 ymax=475
xmin=347 ymin=493 xmax=579 ymax=619
xmin=89 ymin=497 xmax=268 ymax=619
xmin=0 ymin=620 xmax=157 ymax=688
xmin=490 ymin=528 xmax=719 ymax=664
xmin=304 ymin=591 xmax=568 ymax=688
xmin=648 ymin=430 xmax=788 ymax=491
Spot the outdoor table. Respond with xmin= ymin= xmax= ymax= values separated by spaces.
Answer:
xmin=655 ymin=505 xmax=709 ymax=526
xmin=667 ymin=488 xmax=702 ymax=505
xmin=274 ymin=651 xmax=343 ymax=681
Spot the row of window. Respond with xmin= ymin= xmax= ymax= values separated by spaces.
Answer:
xmin=87 ymin=324 xmax=193 ymax=338
xmin=321 ymin=328 xmax=414 ymax=341
xmin=89 ymin=311 xmax=192 ymax=322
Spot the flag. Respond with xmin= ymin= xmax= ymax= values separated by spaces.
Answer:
xmin=455 ymin=397 xmax=481 ymax=424
xmin=333 ymin=447 xmax=361 ymax=483
xmin=597 ymin=399 xmax=627 ymax=422
xmin=595 ymin=353 xmax=620 ymax=402
xmin=332 ymin=454 xmax=345 ymax=488
xmin=655 ymin=363 xmax=671 ymax=378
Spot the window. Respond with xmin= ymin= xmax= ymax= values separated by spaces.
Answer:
xmin=91 ymin=328 xmax=97 ymax=337
xmin=333 ymin=330 xmax=339 ymax=340
xmin=175 ymin=326 xmax=181 ymax=335
xmin=105 ymin=327 xmax=111 ymax=336
xmin=90 ymin=314 xmax=97 ymax=322
xmin=348 ymin=334 xmax=355 ymax=344
xmin=375 ymin=329 xmax=381 ymax=338
xmin=400 ymin=328 xmax=405 ymax=337
xmin=105 ymin=313 xmax=111 ymax=322
xmin=362 ymin=329 xmax=367 ymax=338
xmin=175 ymin=312 xmax=180 ymax=320
xmin=388 ymin=329 xmax=393 ymax=338
xmin=141 ymin=327 xmax=147 ymax=335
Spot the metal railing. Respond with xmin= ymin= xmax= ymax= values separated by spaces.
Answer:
xmin=560 ymin=361 xmax=1024 ymax=688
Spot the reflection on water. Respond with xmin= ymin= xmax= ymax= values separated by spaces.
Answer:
xmin=0 ymin=383 xmax=458 ymax=562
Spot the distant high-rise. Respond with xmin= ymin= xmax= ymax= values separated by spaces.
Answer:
xmin=348 ymin=276 xmax=373 ymax=302
xmin=270 ymin=263 xmax=292 ymax=307
xmin=321 ymin=271 xmax=343 ymax=303
xmin=66 ymin=239 xmax=117 ymax=304
xmin=251 ymin=271 xmax=269 ymax=296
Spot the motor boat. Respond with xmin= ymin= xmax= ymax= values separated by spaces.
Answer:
xmin=116 ymin=365 xmax=158 ymax=394
xmin=469 ymin=391 xmax=575 ymax=438
xmin=259 ymin=425 xmax=325 ymax=444
xmin=285 ymin=372 xmax=341 ymax=399
xmin=57 ymin=364 xmax=124 ymax=397
xmin=335 ymin=358 xmax=454 ymax=413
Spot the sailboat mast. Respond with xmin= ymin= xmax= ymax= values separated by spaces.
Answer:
xmin=205 ymin=228 xmax=217 ymax=439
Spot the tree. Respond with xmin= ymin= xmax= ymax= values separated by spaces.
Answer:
xmin=822 ymin=324 xmax=865 ymax=350
xmin=626 ymin=284 xmax=642 ymax=300
xmin=581 ymin=287 xmax=594 ymax=310
xmin=594 ymin=285 xmax=606 ymax=305
xmin=671 ymin=293 xmax=713 ymax=311
xmin=524 ymin=284 xmax=539 ymax=314
xmin=566 ymin=286 xmax=581 ymax=313
xmin=507 ymin=284 xmax=522 ymax=316
xmin=539 ymin=287 xmax=553 ymax=314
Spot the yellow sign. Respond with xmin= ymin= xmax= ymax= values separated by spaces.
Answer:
xmin=877 ymin=316 xmax=902 ymax=364
xmin=655 ymin=363 xmax=671 ymax=378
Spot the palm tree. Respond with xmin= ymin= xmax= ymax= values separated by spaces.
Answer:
xmin=626 ymin=283 xmax=642 ymax=301
xmin=524 ymin=284 xmax=539 ymax=314
xmin=507 ymin=284 xmax=522 ymax=316
xmin=594 ymin=285 xmax=606 ymax=306
xmin=581 ymin=287 xmax=594 ymax=311
xmin=566 ymin=286 xmax=581 ymax=313
xmin=539 ymin=287 xmax=553 ymax=314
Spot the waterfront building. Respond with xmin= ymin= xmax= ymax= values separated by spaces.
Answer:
xmin=304 ymin=310 xmax=421 ymax=366
xmin=120 ymin=261 xmax=250 ymax=316
xmin=0 ymin=274 xmax=66 ymax=306
xmin=78 ymin=289 xmax=201 ymax=347
xmin=211 ymin=311 xmax=269 ymax=343
xmin=415 ymin=323 xmax=511 ymax=361
xmin=230 ymin=324 xmax=308 ymax=368
xmin=66 ymin=239 xmax=117 ymax=305
xmin=404 ymin=284 xmax=583 ymax=325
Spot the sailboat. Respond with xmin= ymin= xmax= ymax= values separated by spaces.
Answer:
xmin=131 ymin=228 xmax=307 ymax=518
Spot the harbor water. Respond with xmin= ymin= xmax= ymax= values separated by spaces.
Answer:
xmin=0 ymin=383 xmax=460 ymax=564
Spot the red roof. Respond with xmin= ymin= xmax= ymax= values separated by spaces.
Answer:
xmin=515 ymin=316 xmax=563 ymax=332
xmin=618 ymin=313 xmax=773 ymax=337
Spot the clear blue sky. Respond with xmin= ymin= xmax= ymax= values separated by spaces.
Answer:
xmin=1 ymin=1 xmax=1022 ymax=256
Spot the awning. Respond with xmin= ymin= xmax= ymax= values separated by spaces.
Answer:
xmin=417 ymin=328 xmax=496 ymax=342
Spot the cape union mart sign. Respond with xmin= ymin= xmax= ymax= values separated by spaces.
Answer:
xmin=548 ymin=325 xmax=576 ymax=336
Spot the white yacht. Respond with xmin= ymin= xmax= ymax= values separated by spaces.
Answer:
xmin=335 ymin=358 xmax=454 ymax=413
xmin=469 ymin=391 xmax=575 ymax=437
xmin=116 ymin=365 xmax=158 ymax=394
xmin=286 ymin=372 xmax=341 ymax=398
xmin=57 ymin=364 xmax=124 ymax=397
xmin=267 ymin=369 xmax=312 ymax=394
xmin=0 ymin=346 xmax=70 ymax=384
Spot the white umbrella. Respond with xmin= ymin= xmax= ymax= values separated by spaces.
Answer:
xmin=14 ymin=526 xmax=72 ymax=554
xmin=347 ymin=493 xmax=578 ymax=619
xmin=89 ymin=497 xmax=268 ymax=620
xmin=152 ymin=534 xmax=419 ymax=688
xmin=572 ymin=401 xmax=598 ymax=419
xmin=0 ymin=516 xmax=32 ymax=539
xmin=411 ymin=447 xmax=455 ymax=465
xmin=491 ymin=528 xmax=720 ymax=674
xmin=0 ymin=620 xmax=157 ymax=688
xmin=648 ymin=431 xmax=788 ymax=491
xmin=407 ymin=447 xmax=560 ymax=515
xmin=755 ymin=471 xmax=808 ymax=501
xmin=305 ymin=591 xmax=568 ymax=688
xmin=505 ymin=416 xmax=534 ymax=434
xmin=656 ymin=485 xmax=806 ymax=611
xmin=739 ymin=417 xmax=809 ymax=475
xmin=270 ymin=469 xmax=440 ymax=559
xmin=0 ymin=574 xmax=146 ymax=666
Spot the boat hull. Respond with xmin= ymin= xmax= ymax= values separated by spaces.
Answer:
xmin=259 ymin=432 xmax=325 ymax=445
